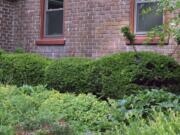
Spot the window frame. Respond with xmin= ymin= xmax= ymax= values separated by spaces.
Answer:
xmin=129 ymin=0 xmax=167 ymax=45
xmin=36 ymin=0 xmax=65 ymax=45
xmin=134 ymin=0 xmax=163 ymax=35
xmin=44 ymin=0 xmax=64 ymax=37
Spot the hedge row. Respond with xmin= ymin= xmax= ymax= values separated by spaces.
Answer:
xmin=0 ymin=52 xmax=180 ymax=98
xmin=45 ymin=57 xmax=92 ymax=93
xmin=0 ymin=53 xmax=50 ymax=86
xmin=85 ymin=52 xmax=180 ymax=98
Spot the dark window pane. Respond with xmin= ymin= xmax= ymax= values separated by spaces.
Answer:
xmin=136 ymin=2 xmax=163 ymax=33
xmin=48 ymin=0 xmax=63 ymax=9
xmin=45 ymin=10 xmax=63 ymax=36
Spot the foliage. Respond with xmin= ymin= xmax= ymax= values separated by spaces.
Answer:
xmin=14 ymin=47 xmax=25 ymax=53
xmin=145 ymin=0 xmax=180 ymax=46
xmin=0 ymin=85 xmax=179 ymax=134
xmin=0 ymin=126 xmax=15 ymax=135
xmin=175 ymin=28 xmax=180 ymax=44
xmin=39 ymin=93 xmax=119 ymax=133
xmin=87 ymin=52 xmax=180 ymax=99
xmin=0 ymin=85 xmax=120 ymax=134
xmin=45 ymin=57 xmax=92 ymax=93
xmin=0 ymin=49 xmax=6 ymax=56
xmin=46 ymin=52 xmax=180 ymax=99
xmin=107 ymin=111 xmax=180 ymax=135
xmin=0 ymin=86 xmax=180 ymax=135
xmin=1 ymin=52 xmax=180 ymax=99
xmin=118 ymin=89 xmax=180 ymax=120
xmin=0 ymin=53 xmax=50 ymax=86
xmin=155 ymin=0 xmax=179 ymax=13
xmin=121 ymin=27 xmax=135 ymax=44
xmin=121 ymin=26 xmax=139 ymax=57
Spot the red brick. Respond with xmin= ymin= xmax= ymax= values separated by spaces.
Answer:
xmin=0 ymin=0 xmax=179 ymax=62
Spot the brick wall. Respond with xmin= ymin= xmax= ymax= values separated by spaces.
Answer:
xmin=13 ymin=0 xmax=40 ymax=52
xmin=63 ymin=0 xmax=129 ymax=57
xmin=0 ymin=0 xmax=15 ymax=51
xmin=0 ymin=0 xmax=180 ymax=61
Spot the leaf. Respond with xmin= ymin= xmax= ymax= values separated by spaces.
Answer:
xmin=118 ymin=99 xmax=127 ymax=106
xmin=176 ymin=2 xmax=180 ymax=8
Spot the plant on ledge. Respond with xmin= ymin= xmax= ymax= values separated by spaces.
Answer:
xmin=121 ymin=27 xmax=135 ymax=45
xmin=121 ymin=26 xmax=140 ymax=61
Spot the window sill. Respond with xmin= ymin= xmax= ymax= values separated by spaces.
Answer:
xmin=36 ymin=38 xmax=65 ymax=46
xmin=126 ymin=36 xmax=168 ymax=45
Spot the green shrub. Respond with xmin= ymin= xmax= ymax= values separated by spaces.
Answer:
xmin=14 ymin=47 xmax=25 ymax=53
xmin=0 ymin=49 xmax=6 ymax=55
xmin=87 ymin=52 xmax=180 ymax=99
xmin=45 ymin=57 xmax=91 ymax=93
xmin=0 ymin=53 xmax=50 ymax=86
xmin=118 ymin=89 xmax=180 ymax=120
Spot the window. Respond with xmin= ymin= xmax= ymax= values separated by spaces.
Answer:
xmin=45 ymin=0 xmax=64 ymax=37
xmin=37 ymin=0 xmax=65 ymax=45
xmin=134 ymin=0 xmax=163 ymax=34
xmin=129 ymin=0 xmax=164 ymax=44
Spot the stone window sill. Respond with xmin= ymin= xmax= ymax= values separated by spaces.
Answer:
xmin=36 ymin=38 xmax=65 ymax=46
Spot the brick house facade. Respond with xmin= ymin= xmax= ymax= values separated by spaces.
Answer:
xmin=0 ymin=0 xmax=180 ymax=61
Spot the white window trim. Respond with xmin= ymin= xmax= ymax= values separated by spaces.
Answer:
xmin=134 ymin=0 xmax=163 ymax=35
xmin=44 ymin=0 xmax=64 ymax=37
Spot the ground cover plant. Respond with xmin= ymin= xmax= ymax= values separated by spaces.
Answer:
xmin=118 ymin=89 xmax=180 ymax=121
xmin=0 ymin=85 xmax=119 ymax=134
xmin=0 ymin=85 xmax=179 ymax=135
xmin=106 ymin=111 xmax=180 ymax=135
